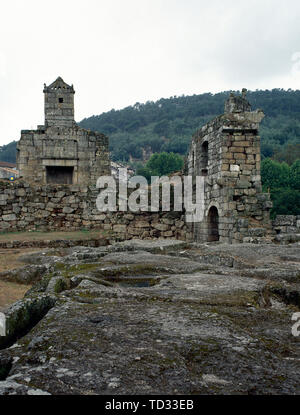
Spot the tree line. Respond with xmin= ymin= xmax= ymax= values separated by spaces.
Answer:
xmin=78 ymin=88 xmax=300 ymax=163
xmin=1 ymin=89 xmax=300 ymax=164
xmin=261 ymin=158 xmax=300 ymax=217
xmin=0 ymin=89 xmax=299 ymax=217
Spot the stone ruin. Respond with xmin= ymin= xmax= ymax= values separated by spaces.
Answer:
xmin=187 ymin=89 xmax=273 ymax=243
xmin=16 ymin=77 xmax=110 ymax=186
xmin=2 ymin=86 xmax=290 ymax=244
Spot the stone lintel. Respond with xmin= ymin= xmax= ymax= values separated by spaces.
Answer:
xmin=42 ymin=159 xmax=78 ymax=167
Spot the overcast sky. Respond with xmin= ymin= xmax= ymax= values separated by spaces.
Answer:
xmin=1 ymin=0 xmax=300 ymax=146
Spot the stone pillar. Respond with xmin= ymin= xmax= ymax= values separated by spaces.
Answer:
xmin=187 ymin=90 xmax=272 ymax=243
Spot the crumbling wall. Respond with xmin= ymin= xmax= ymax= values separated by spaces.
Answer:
xmin=187 ymin=91 xmax=273 ymax=243
xmin=273 ymin=215 xmax=300 ymax=244
xmin=17 ymin=77 xmax=110 ymax=186
xmin=0 ymin=181 xmax=191 ymax=241
xmin=17 ymin=127 xmax=110 ymax=186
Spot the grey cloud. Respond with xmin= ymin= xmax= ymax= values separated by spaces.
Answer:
xmin=0 ymin=0 xmax=300 ymax=145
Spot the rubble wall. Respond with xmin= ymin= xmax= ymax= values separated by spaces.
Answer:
xmin=0 ymin=181 xmax=191 ymax=241
xmin=273 ymin=215 xmax=300 ymax=243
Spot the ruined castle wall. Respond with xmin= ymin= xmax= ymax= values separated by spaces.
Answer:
xmin=17 ymin=127 xmax=110 ymax=186
xmin=187 ymin=111 xmax=273 ymax=243
xmin=0 ymin=181 xmax=191 ymax=241
xmin=272 ymin=215 xmax=300 ymax=243
xmin=17 ymin=77 xmax=110 ymax=187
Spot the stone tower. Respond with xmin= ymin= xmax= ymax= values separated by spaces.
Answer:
xmin=187 ymin=90 xmax=272 ymax=243
xmin=43 ymin=77 xmax=75 ymax=128
xmin=17 ymin=77 xmax=110 ymax=185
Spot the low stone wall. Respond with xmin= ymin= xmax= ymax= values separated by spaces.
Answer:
xmin=273 ymin=215 xmax=300 ymax=234
xmin=273 ymin=215 xmax=300 ymax=243
xmin=0 ymin=239 xmax=110 ymax=249
xmin=2 ymin=181 xmax=299 ymax=244
xmin=0 ymin=181 xmax=191 ymax=241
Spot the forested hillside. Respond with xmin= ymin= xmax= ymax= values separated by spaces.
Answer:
xmin=79 ymin=89 xmax=300 ymax=163
xmin=1 ymin=89 xmax=300 ymax=165
xmin=0 ymin=141 xmax=18 ymax=164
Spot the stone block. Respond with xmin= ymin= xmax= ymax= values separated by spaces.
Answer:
xmin=16 ymin=188 xmax=26 ymax=197
xmin=230 ymin=146 xmax=244 ymax=153
xmin=152 ymin=223 xmax=169 ymax=231
xmin=113 ymin=224 xmax=127 ymax=233
xmin=161 ymin=218 xmax=174 ymax=225
xmin=273 ymin=215 xmax=295 ymax=227
xmin=236 ymin=180 xmax=251 ymax=189
xmin=103 ymin=224 xmax=112 ymax=230
xmin=94 ymin=214 xmax=106 ymax=221
xmin=128 ymin=227 xmax=141 ymax=235
xmin=134 ymin=221 xmax=150 ymax=228
xmin=124 ymin=214 xmax=135 ymax=221
xmin=248 ymin=228 xmax=266 ymax=237
xmin=163 ymin=231 xmax=174 ymax=237
xmin=63 ymin=207 xmax=75 ymax=214
xmin=3 ymin=214 xmax=16 ymax=221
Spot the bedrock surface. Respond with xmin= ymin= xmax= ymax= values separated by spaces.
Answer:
xmin=0 ymin=240 xmax=299 ymax=395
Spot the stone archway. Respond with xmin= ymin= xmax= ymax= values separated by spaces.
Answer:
xmin=207 ymin=206 xmax=219 ymax=242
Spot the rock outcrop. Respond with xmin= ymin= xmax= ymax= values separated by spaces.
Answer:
xmin=0 ymin=240 xmax=299 ymax=395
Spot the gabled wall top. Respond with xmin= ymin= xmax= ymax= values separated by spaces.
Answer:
xmin=43 ymin=77 xmax=75 ymax=94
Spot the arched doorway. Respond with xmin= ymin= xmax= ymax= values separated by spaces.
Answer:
xmin=207 ymin=206 xmax=219 ymax=242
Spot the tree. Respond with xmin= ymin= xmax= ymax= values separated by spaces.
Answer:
xmin=290 ymin=159 xmax=300 ymax=190
xmin=0 ymin=141 xmax=17 ymax=163
xmin=136 ymin=152 xmax=184 ymax=183
xmin=135 ymin=165 xmax=152 ymax=182
xmin=261 ymin=157 xmax=300 ymax=217
xmin=153 ymin=119 xmax=170 ymax=136
xmin=146 ymin=152 xmax=184 ymax=176
xmin=273 ymin=144 xmax=300 ymax=165
xmin=270 ymin=189 xmax=300 ymax=217
xmin=261 ymin=158 xmax=290 ymax=190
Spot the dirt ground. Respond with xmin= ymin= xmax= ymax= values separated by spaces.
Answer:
xmin=0 ymin=248 xmax=42 ymax=273
xmin=0 ymin=229 xmax=107 ymax=310
xmin=0 ymin=247 xmax=41 ymax=310
xmin=0 ymin=280 xmax=30 ymax=311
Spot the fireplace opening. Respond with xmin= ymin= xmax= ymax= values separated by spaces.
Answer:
xmin=46 ymin=166 xmax=74 ymax=184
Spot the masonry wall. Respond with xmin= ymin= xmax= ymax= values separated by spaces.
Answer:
xmin=272 ymin=215 xmax=300 ymax=243
xmin=17 ymin=77 xmax=110 ymax=187
xmin=0 ymin=181 xmax=191 ymax=241
xmin=187 ymin=97 xmax=273 ymax=243
xmin=17 ymin=126 xmax=110 ymax=186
